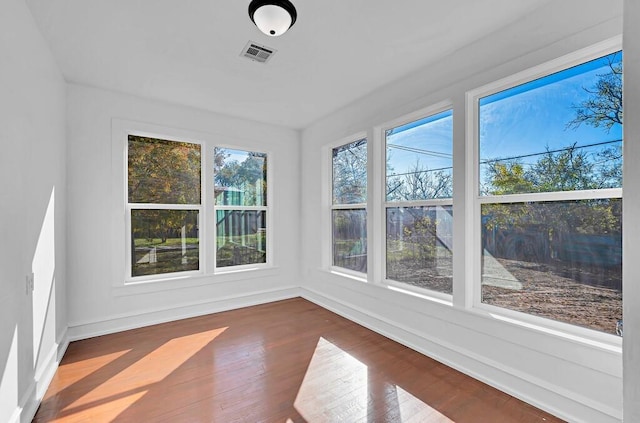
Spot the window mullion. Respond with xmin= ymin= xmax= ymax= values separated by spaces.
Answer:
xmin=478 ymin=188 xmax=622 ymax=204
xmin=214 ymin=205 xmax=268 ymax=211
xmin=128 ymin=203 xmax=202 ymax=210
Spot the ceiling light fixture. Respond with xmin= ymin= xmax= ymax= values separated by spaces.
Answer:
xmin=248 ymin=0 xmax=297 ymax=37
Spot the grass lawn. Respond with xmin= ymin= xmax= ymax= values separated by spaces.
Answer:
xmin=134 ymin=237 xmax=199 ymax=247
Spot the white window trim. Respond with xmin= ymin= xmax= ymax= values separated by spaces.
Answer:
xmin=320 ymin=37 xmax=622 ymax=347
xmin=111 ymin=119 xmax=276 ymax=290
xmin=378 ymin=102 xmax=454 ymax=300
xmin=326 ymin=132 xmax=368 ymax=277
xmin=123 ymin=129 xmax=206 ymax=283
xmin=212 ymin=145 xmax=272 ymax=272
xmin=125 ymin=203 xmax=205 ymax=283
xmin=465 ymin=35 xmax=623 ymax=344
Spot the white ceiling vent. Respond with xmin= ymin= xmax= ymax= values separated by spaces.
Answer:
xmin=240 ymin=41 xmax=276 ymax=64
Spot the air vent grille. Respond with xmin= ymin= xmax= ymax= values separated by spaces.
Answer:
xmin=241 ymin=41 xmax=276 ymax=64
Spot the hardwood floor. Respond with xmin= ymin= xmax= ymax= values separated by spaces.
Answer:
xmin=34 ymin=298 xmax=564 ymax=422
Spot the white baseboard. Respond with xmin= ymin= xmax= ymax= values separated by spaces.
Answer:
xmin=13 ymin=330 xmax=69 ymax=423
xmin=68 ymin=286 xmax=301 ymax=341
xmin=300 ymin=287 xmax=621 ymax=423
xmin=18 ymin=288 xmax=299 ymax=422
xmin=15 ymin=287 xmax=619 ymax=423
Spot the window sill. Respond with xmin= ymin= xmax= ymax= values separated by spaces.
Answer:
xmin=325 ymin=267 xmax=368 ymax=283
xmin=385 ymin=283 xmax=453 ymax=307
xmin=319 ymin=266 xmax=620 ymax=355
xmin=113 ymin=266 xmax=280 ymax=296
xmin=470 ymin=303 xmax=622 ymax=354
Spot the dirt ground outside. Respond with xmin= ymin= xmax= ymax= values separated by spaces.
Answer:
xmin=387 ymin=255 xmax=622 ymax=336
xmin=482 ymin=257 xmax=622 ymax=335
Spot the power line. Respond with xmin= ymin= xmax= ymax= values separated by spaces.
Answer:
xmin=388 ymin=143 xmax=452 ymax=159
xmin=480 ymin=139 xmax=621 ymax=165
xmin=388 ymin=166 xmax=453 ymax=178
xmin=386 ymin=139 xmax=622 ymax=178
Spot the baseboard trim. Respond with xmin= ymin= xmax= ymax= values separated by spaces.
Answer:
xmin=14 ymin=382 xmax=35 ymax=423
xmin=68 ymin=286 xmax=301 ymax=341
xmin=301 ymin=287 xmax=621 ymax=423
xmin=14 ymin=330 xmax=69 ymax=423
xmin=17 ymin=288 xmax=620 ymax=422
xmin=22 ymin=288 xmax=299 ymax=422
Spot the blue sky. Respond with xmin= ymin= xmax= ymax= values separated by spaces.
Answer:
xmin=386 ymin=51 xmax=622 ymax=189
xmin=386 ymin=109 xmax=453 ymax=178
xmin=479 ymin=51 xmax=622 ymax=184
xmin=216 ymin=147 xmax=265 ymax=165
xmin=222 ymin=148 xmax=251 ymax=164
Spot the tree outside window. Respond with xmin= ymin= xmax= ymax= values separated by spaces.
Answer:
xmin=478 ymin=51 xmax=622 ymax=335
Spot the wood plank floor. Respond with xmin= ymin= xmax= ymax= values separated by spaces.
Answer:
xmin=34 ymin=298 xmax=564 ymax=422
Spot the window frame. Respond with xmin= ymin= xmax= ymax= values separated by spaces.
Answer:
xmin=379 ymin=102 xmax=454 ymax=300
xmin=112 ymin=119 xmax=276 ymax=289
xmin=124 ymin=131 xmax=206 ymax=283
xmin=213 ymin=146 xmax=271 ymax=272
xmin=466 ymin=37 xmax=623 ymax=341
xmin=322 ymin=38 xmax=623 ymax=346
xmin=328 ymin=132 xmax=369 ymax=278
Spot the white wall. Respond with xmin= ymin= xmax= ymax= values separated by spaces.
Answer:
xmin=623 ymin=1 xmax=640 ymax=421
xmin=0 ymin=0 xmax=67 ymax=422
xmin=65 ymin=84 xmax=301 ymax=340
xmin=4 ymin=1 xmax=635 ymax=422
xmin=301 ymin=2 xmax=625 ymax=422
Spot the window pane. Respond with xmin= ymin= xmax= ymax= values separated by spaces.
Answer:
xmin=131 ymin=209 xmax=199 ymax=277
xmin=214 ymin=148 xmax=267 ymax=207
xmin=216 ymin=210 xmax=266 ymax=267
xmin=332 ymin=209 xmax=367 ymax=272
xmin=386 ymin=206 xmax=452 ymax=294
xmin=128 ymin=135 xmax=201 ymax=204
xmin=386 ymin=110 xmax=453 ymax=201
xmin=481 ymin=199 xmax=622 ymax=334
xmin=479 ymin=51 xmax=622 ymax=195
xmin=333 ymin=139 xmax=367 ymax=204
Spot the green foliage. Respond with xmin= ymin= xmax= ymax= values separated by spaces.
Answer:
xmin=482 ymin=144 xmax=622 ymax=236
xmin=482 ymin=200 xmax=621 ymax=238
xmin=485 ymin=162 xmax=534 ymax=195
xmin=134 ymin=237 xmax=199 ymax=247
xmin=131 ymin=209 xmax=199 ymax=244
xmin=402 ymin=215 xmax=438 ymax=261
xmin=214 ymin=148 xmax=267 ymax=206
xmin=128 ymin=135 xmax=201 ymax=204
xmin=215 ymin=232 xmax=267 ymax=267
xmin=483 ymin=142 xmax=620 ymax=196
xmin=483 ymin=56 xmax=623 ymax=241
xmin=530 ymin=145 xmax=598 ymax=191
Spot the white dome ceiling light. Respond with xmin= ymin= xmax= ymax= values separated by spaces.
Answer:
xmin=248 ymin=0 xmax=297 ymax=37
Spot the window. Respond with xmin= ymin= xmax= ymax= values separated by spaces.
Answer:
xmin=127 ymin=135 xmax=202 ymax=278
xmin=385 ymin=110 xmax=453 ymax=294
xmin=332 ymin=138 xmax=367 ymax=273
xmin=475 ymin=50 xmax=622 ymax=334
xmin=214 ymin=148 xmax=268 ymax=268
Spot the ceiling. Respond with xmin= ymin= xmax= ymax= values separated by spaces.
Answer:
xmin=26 ymin=0 xmax=554 ymax=129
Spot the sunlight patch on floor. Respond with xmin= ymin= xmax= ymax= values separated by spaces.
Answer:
xmin=52 ymin=390 xmax=148 ymax=423
xmin=396 ymin=385 xmax=454 ymax=422
xmin=63 ymin=327 xmax=227 ymax=415
xmin=44 ymin=349 xmax=131 ymax=399
xmin=294 ymin=337 xmax=368 ymax=421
